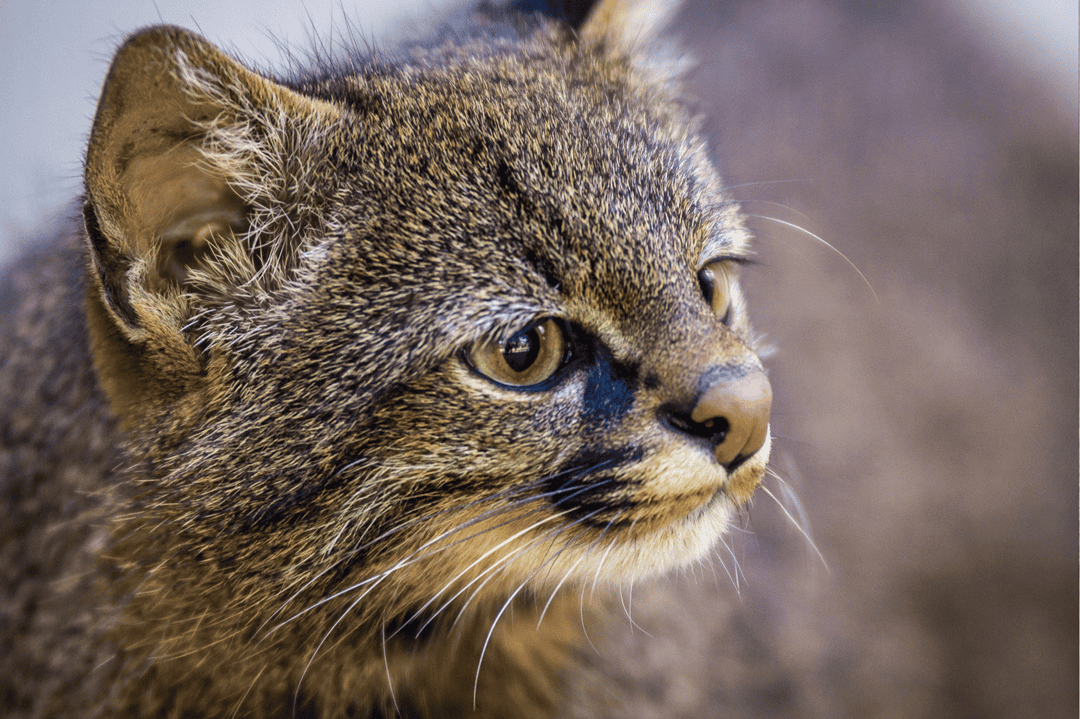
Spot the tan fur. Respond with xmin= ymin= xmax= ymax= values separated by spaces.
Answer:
xmin=1 ymin=2 xmax=771 ymax=717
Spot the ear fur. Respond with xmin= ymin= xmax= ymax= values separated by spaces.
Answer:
xmin=534 ymin=0 xmax=688 ymax=81
xmin=83 ymin=26 xmax=339 ymax=425
xmin=578 ymin=0 xmax=683 ymax=44
xmin=514 ymin=0 xmax=683 ymax=45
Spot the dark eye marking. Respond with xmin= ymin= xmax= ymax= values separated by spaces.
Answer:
xmin=580 ymin=345 xmax=640 ymax=425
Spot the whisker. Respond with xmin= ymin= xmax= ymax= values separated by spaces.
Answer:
xmin=340 ymin=461 xmax=613 ymax=566
xmin=472 ymin=579 xmax=529 ymax=709
xmin=340 ymin=480 xmax=540 ymax=558
xmin=228 ymin=662 xmax=267 ymax=719
xmin=418 ymin=471 xmax=617 ymax=630
xmin=262 ymin=569 xmax=386 ymax=639
xmin=739 ymin=197 xmax=814 ymax=224
xmin=720 ymin=536 xmax=746 ymax=592
xmin=381 ymin=619 xmax=400 ymax=717
xmin=409 ymin=514 xmax=566 ymax=634
xmin=292 ymin=568 xmax=394 ymax=713
xmin=465 ymin=519 xmax=601 ymax=706
xmin=748 ymin=213 xmax=880 ymax=304
xmin=761 ymin=473 xmax=828 ymax=570
xmin=578 ymin=579 xmax=600 ymax=655
xmin=446 ymin=506 xmax=606 ymax=629
xmin=711 ymin=544 xmax=738 ymax=592
xmin=265 ymin=461 xmax=623 ymax=694
xmin=725 ymin=178 xmax=807 ymax=192
xmin=265 ymin=497 xmax=551 ymax=638
xmin=765 ymin=432 xmax=819 ymax=451
xmin=618 ymin=581 xmax=651 ymax=636
xmin=576 ymin=512 xmax=626 ymax=655
xmin=255 ymin=560 xmax=345 ymax=636
xmin=702 ymin=546 xmax=722 ymax=590
xmin=452 ymin=509 xmax=606 ymax=631
xmin=268 ymin=469 xmax=617 ymax=640
xmin=588 ymin=534 xmax=619 ymax=598
xmin=537 ymin=554 xmax=586 ymax=628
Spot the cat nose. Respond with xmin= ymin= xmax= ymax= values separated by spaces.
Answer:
xmin=691 ymin=369 xmax=771 ymax=470
xmin=663 ymin=369 xmax=772 ymax=472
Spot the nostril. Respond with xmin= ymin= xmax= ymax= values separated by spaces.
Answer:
xmin=663 ymin=369 xmax=772 ymax=469
xmin=663 ymin=411 xmax=730 ymax=446
xmin=695 ymin=415 xmax=730 ymax=447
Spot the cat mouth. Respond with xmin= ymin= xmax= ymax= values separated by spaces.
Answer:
xmin=687 ymin=479 xmax=740 ymax=524
xmin=705 ymin=428 xmax=772 ymax=508
xmin=720 ymin=462 xmax=765 ymax=506
xmin=671 ymin=452 xmax=766 ymax=530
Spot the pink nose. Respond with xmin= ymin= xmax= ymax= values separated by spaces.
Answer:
xmin=689 ymin=369 xmax=772 ymax=469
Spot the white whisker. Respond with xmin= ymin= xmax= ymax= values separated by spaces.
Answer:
xmin=711 ymin=544 xmax=738 ymax=592
xmin=748 ymin=213 xmax=879 ymax=304
xmin=739 ymin=197 xmax=814 ymax=224
xmin=293 ymin=587 xmax=365 ymax=716
xmin=578 ymin=578 xmax=599 ymax=656
xmin=720 ymin=536 xmax=746 ymax=592
xmin=409 ymin=514 xmax=564 ymax=633
xmin=263 ymin=570 xmax=385 ymax=639
xmin=702 ymin=547 xmax=722 ymax=591
xmin=472 ymin=579 xmax=528 ymax=710
xmin=448 ymin=509 xmax=603 ymax=630
xmin=266 ymin=500 xmax=546 ymax=638
xmin=381 ymin=620 xmax=400 ymax=716
xmin=619 ymin=581 xmax=651 ymax=636
xmin=761 ymin=474 xmax=828 ymax=570
xmin=588 ymin=538 xmax=617 ymax=599
xmin=576 ymin=512 xmax=626 ymax=655
xmin=537 ymin=554 xmax=586 ymax=628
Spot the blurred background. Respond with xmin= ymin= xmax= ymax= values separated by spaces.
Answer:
xmin=2 ymin=1 xmax=1076 ymax=717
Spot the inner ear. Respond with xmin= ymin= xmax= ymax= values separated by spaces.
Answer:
xmin=123 ymin=144 xmax=249 ymax=291
xmin=82 ymin=25 xmax=339 ymax=327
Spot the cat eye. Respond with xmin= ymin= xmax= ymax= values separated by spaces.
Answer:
xmin=467 ymin=318 xmax=567 ymax=388
xmin=697 ymin=261 xmax=733 ymax=324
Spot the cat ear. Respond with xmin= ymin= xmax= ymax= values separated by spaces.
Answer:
xmin=82 ymin=26 xmax=339 ymax=423
xmin=539 ymin=0 xmax=687 ymax=78
xmin=520 ymin=0 xmax=682 ymax=41
xmin=577 ymin=0 xmax=683 ymax=42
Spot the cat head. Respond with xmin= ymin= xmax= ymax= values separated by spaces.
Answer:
xmin=83 ymin=0 xmax=770 ymax=625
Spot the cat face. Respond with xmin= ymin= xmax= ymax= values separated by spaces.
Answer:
xmin=84 ymin=20 xmax=769 ymax=628
xmin=299 ymin=56 xmax=770 ymax=585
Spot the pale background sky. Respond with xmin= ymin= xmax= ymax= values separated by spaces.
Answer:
xmin=0 ymin=0 xmax=1076 ymax=263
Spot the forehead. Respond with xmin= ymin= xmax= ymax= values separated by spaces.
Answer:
xmin=315 ymin=45 xmax=743 ymax=319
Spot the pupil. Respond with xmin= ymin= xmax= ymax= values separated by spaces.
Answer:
xmin=503 ymin=329 xmax=540 ymax=373
xmin=698 ymin=270 xmax=714 ymax=306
